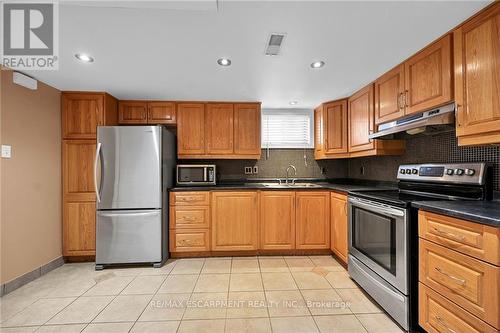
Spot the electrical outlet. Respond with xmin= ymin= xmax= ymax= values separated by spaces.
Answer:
xmin=360 ymin=166 xmax=365 ymax=175
xmin=1 ymin=145 xmax=11 ymax=159
xmin=253 ymin=166 xmax=259 ymax=174
xmin=320 ymin=167 xmax=326 ymax=175
xmin=244 ymin=166 xmax=253 ymax=175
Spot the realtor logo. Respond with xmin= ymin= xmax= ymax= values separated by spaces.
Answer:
xmin=1 ymin=1 xmax=59 ymax=70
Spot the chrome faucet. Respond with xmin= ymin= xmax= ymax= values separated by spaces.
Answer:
xmin=285 ymin=165 xmax=297 ymax=185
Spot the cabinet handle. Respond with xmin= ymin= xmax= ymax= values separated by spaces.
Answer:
xmin=397 ymin=93 xmax=403 ymax=110
xmin=434 ymin=315 xmax=457 ymax=333
xmin=179 ymin=197 xmax=196 ymax=202
xmin=435 ymin=267 xmax=466 ymax=286
xmin=432 ymin=227 xmax=465 ymax=242
xmin=403 ymin=90 xmax=409 ymax=107
xmin=181 ymin=216 xmax=196 ymax=222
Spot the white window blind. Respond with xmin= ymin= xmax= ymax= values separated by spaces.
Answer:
xmin=261 ymin=110 xmax=313 ymax=148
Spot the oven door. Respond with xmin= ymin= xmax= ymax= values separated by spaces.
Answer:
xmin=348 ymin=196 xmax=408 ymax=294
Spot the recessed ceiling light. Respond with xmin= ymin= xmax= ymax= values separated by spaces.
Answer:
xmin=217 ymin=58 xmax=231 ymax=66
xmin=310 ymin=61 xmax=325 ymax=69
xmin=75 ymin=53 xmax=94 ymax=63
xmin=289 ymin=101 xmax=298 ymax=105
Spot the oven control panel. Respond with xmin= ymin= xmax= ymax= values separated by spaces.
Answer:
xmin=397 ymin=163 xmax=487 ymax=185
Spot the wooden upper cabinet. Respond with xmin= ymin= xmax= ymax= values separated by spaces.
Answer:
xmin=455 ymin=3 xmax=500 ymax=146
xmin=211 ymin=191 xmax=258 ymax=251
xmin=348 ymin=84 xmax=375 ymax=153
xmin=404 ymin=34 xmax=453 ymax=115
xmin=324 ymin=100 xmax=348 ymax=155
xmin=234 ymin=103 xmax=261 ymax=157
xmin=62 ymin=140 xmax=97 ymax=201
xmin=118 ymin=101 xmax=148 ymax=124
xmin=62 ymin=92 xmax=117 ymax=139
xmin=148 ymin=102 xmax=176 ymax=124
xmin=314 ymin=107 xmax=325 ymax=159
xmin=260 ymin=191 xmax=296 ymax=250
xmin=296 ymin=191 xmax=330 ymax=249
xmin=374 ymin=64 xmax=405 ymax=124
xmin=206 ymin=103 xmax=234 ymax=155
xmin=330 ymin=192 xmax=348 ymax=264
xmin=177 ymin=103 xmax=206 ymax=156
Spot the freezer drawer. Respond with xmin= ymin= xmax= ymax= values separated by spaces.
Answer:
xmin=96 ymin=209 xmax=162 ymax=264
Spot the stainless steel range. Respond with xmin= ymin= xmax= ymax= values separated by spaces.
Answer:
xmin=347 ymin=163 xmax=492 ymax=332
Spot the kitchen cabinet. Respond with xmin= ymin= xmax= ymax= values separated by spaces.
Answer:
xmin=260 ymin=191 xmax=296 ymax=250
xmin=404 ymin=35 xmax=453 ymax=115
xmin=119 ymin=101 xmax=176 ymax=125
xmin=61 ymin=92 xmax=117 ymax=258
xmin=330 ymin=192 xmax=348 ymax=264
xmin=177 ymin=103 xmax=206 ymax=156
xmin=348 ymin=84 xmax=376 ymax=153
xmin=323 ymin=100 xmax=349 ymax=156
xmin=374 ymin=35 xmax=452 ymax=125
xmin=418 ymin=210 xmax=500 ymax=331
xmin=234 ymin=103 xmax=261 ymax=156
xmin=206 ymin=103 xmax=234 ymax=155
xmin=169 ymin=191 xmax=210 ymax=253
xmin=348 ymin=84 xmax=405 ymax=158
xmin=374 ymin=64 xmax=405 ymax=124
xmin=148 ymin=102 xmax=176 ymax=124
xmin=296 ymin=191 xmax=330 ymax=249
xmin=118 ymin=101 xmax=148 ymax=124
xmin=62 ymin=92 xmax=117 ymax=139
xmin=211 ymin=191 xmax=258 ymax=251
xmin=177 ymin=102 xmax=261 ymax=159
xmin=314 ymin=106 xmax=325 ymax=159
xmin=454 ymin=3 xmax=500 ymax=146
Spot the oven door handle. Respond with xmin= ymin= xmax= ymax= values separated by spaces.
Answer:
xmin=348 ymin=197 xmax=405 ymax=218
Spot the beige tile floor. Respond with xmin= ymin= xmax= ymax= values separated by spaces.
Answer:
xmin=0 ymin=256 xmax=404 ymax=333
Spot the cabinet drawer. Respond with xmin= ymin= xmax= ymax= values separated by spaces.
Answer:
xmin=419 ymin=210 xmax=499 ymax=265
xmin=419 ymin=283 xmax=497 ymax=333
xmin=170 ymin=206 xmax=209 ymax=229
xmin=170 ymin=192 xmax=210 ymax=206
xmin=170 ymin=229 xmax=209 ymax=252
xmin=419 ymin=239 xmax=499 ymax=328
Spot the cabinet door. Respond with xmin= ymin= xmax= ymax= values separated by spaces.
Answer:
xmin=62 ymin=93 xmax=104 ymax=139
xmin=330 ymin=192 xmax=348 ymax=264
xmin=62 ymin=140 xmax=96 ymax=201
xmin=314 ymin=107 xmax=325 ymax=159
xmin=404 ymin=34 xmax=452 ymax=115
xmin=148 ymin=102 xmax=176 ymax=125
xmin=206 ymin=103 xmax=234 ymax=155
xmin=348 ymin=84 xmax=375 ymax=153
xmin=177 ymin=103 xmax=206 ymax=156
xmin=296 ymin=192 xmax=330 ymax=249
xmin=324 ymin=100 xmax=348 ymax=155
xmin=63 ymin=201 xmax=96 ymax=256
xmin=374 ymin=64 xmax=405 ymax=124
xmin=260 ymin=191 xmax=295 ymax=250
xmin=455 ymin=4 xmax=500 ymax=146
xmin=118 ymin=101 xmax=148 ymax=124
xmin=212 ymin=192 xmax=258 ymax=251
xmin=234 ymin=103 xmax=261 ymax=156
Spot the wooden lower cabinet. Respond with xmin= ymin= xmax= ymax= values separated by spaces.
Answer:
xmin=63 ymin=201 xmax=96 ymax=256
xmin=260 ymin=191 xmax=296 ymax=250
xmin=296 ymin=191 xmax=330 ymax=249
xmin=170 ymin=229 xmax=210 ymax=252
xmin=211 ymin=191 xmax=258 ymax=251
xmin=419 ymin=283 xmax=498 ymax=333
xmin=330 ymin=192 xmax=348 ymax=264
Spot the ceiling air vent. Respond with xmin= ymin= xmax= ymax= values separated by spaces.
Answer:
xmin=265 ymin=33 xmax=286 ymax=56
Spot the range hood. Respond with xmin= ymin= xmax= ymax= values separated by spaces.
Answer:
xmin=369 ymin=103 xmax=455 ymax=140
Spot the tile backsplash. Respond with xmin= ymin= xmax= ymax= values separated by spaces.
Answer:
xmin=348 ymin=131 xmax=500 ymax=190
xmin=179 ymin=149 xmax=348 ymax=181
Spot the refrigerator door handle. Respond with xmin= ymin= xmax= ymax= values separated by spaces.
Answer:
xmin=94 ymin=142 xmax=102 ymax=203
xmin=98 ymin=211 xmax=159 ymax=217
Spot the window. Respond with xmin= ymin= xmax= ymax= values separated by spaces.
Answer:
xmin=261 ymin=109 xmax=313 ymax=148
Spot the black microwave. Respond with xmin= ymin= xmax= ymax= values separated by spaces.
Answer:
xmin=176 ymin=165 xmax=216 ymax=186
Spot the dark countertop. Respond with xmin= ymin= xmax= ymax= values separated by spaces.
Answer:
xmin=412 ymin=201 xmax=500 ymax=228
xmin=170 ymin=179 xmax=396 ymax=194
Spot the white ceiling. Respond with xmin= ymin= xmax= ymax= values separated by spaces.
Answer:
xmin=25 ymin=0 xmax=491 ymax=109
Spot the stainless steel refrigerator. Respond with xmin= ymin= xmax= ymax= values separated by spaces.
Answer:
xmin=94 ymin=126 xmax=175 ymax=270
